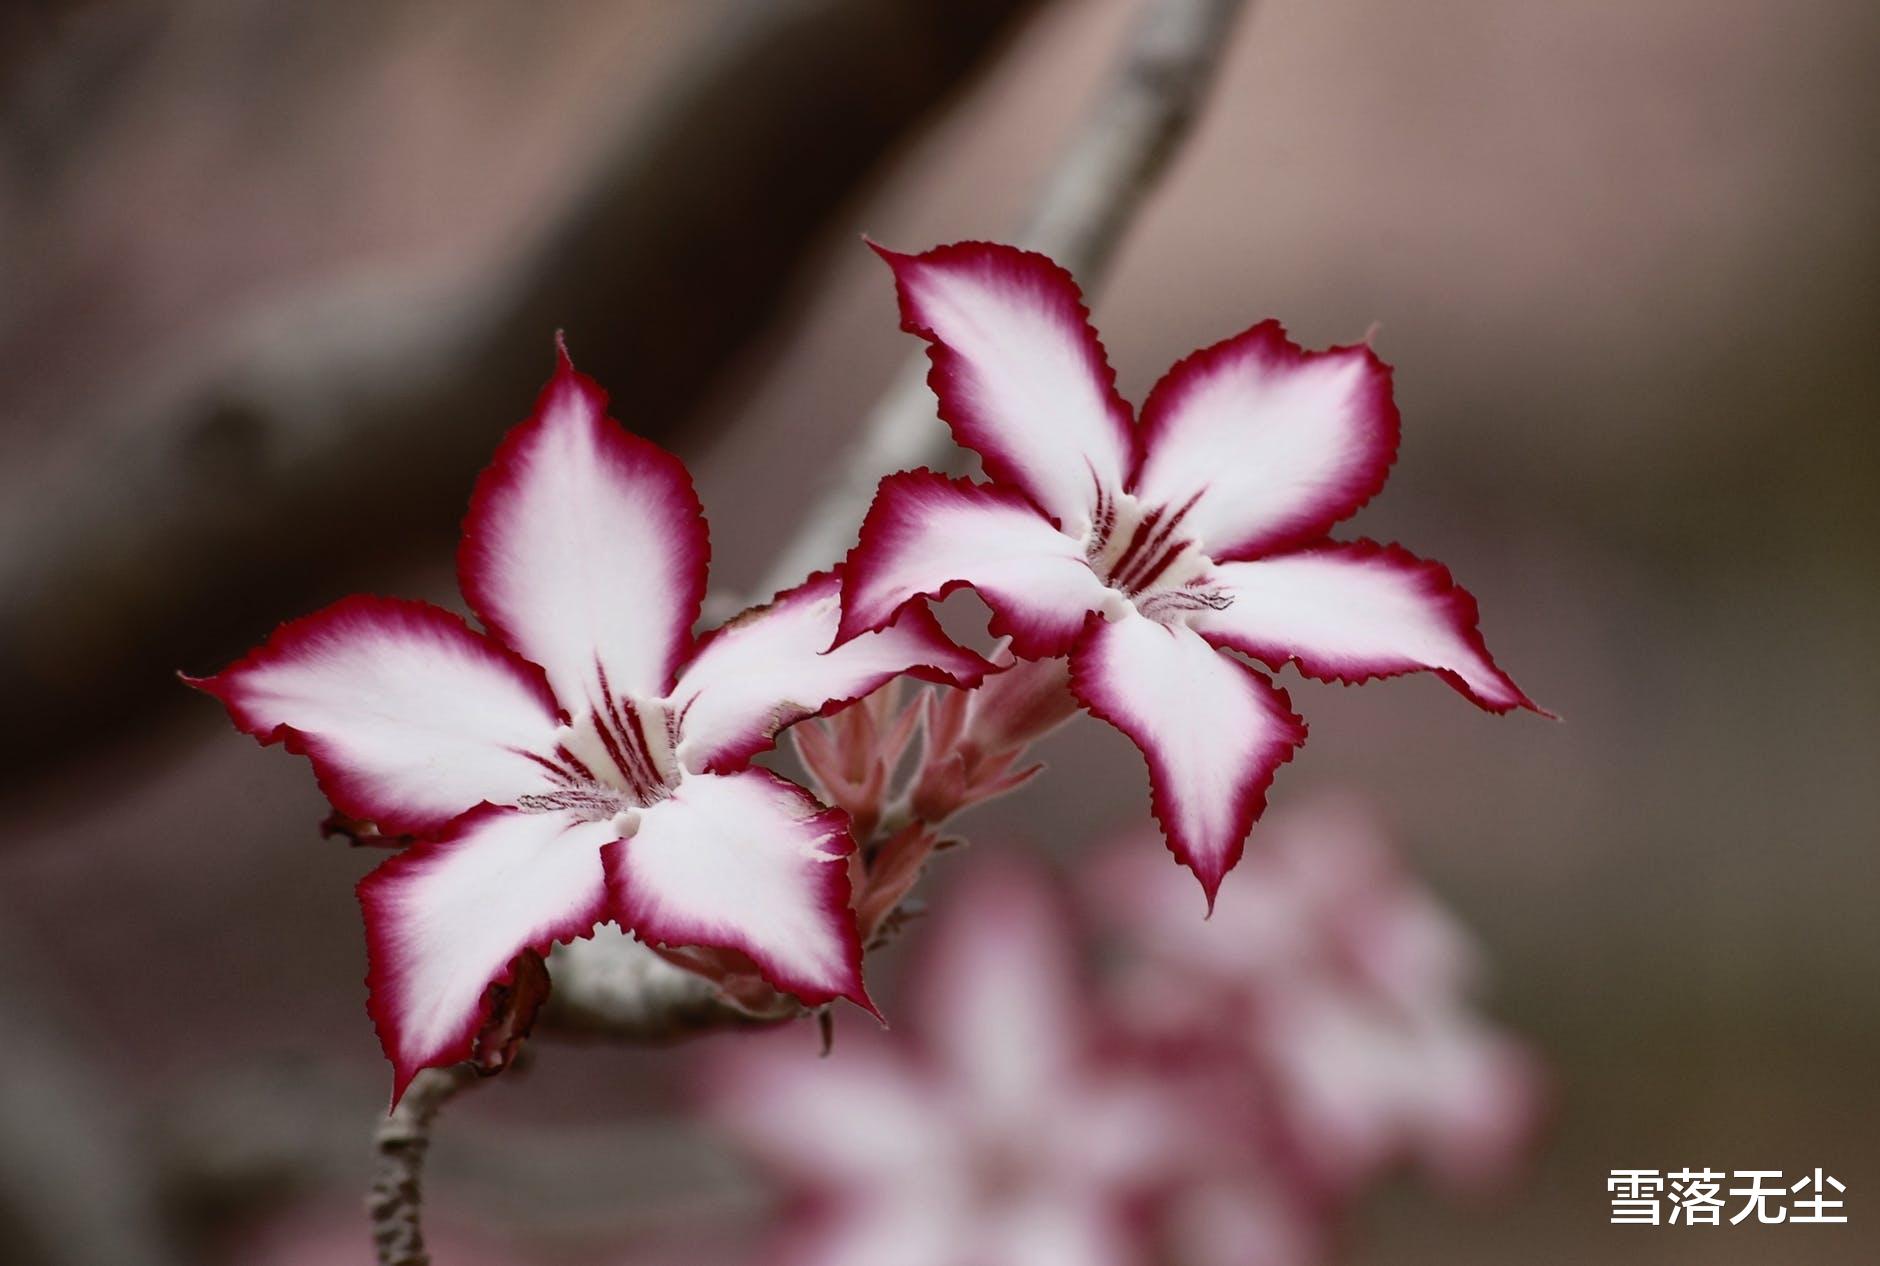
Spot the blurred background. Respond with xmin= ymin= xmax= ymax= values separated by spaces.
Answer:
xmin=2 ymin=0 xmax=1876 ymax=1262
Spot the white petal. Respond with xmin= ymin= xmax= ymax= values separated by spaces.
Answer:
xmin=191 ymin=596 xmax=561 ymax=833
xmin=672 ymin=570 xmax=988 ymax=774
xmin=840 ymin=469 xmax=1111 ymax=660
xmin=1193 ymin=540 xmax=1537 ymax=713
xmin=1069 ymin=611 xmax=1306 ymax=905
xmin=982 ymin=1196 xmax=1138 ymax=1266
xmin=915 ymin=860 xmax=1084 ymax=1115
xmin=874 ymin=241 xmax=1135 ymax=529
xmin=359 ymin=807 xmax=614 ymax=1100
xmin=797 ymin=1201 xmax=959 ymax=1266
xmin=608 ymin=770 xmax=870 ymax=1010
xmin=712 ymin=1032 xmax=950 ymax=1186
xmin=459 ymin=346 xmax=708 ymax=706
xmin=1132 ymin=323 xmax=1398 ymax=560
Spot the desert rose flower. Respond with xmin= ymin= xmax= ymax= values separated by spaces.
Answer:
xmin=188 ymin=343 xmax=988 ymax=1100
xmin=837 ymin=241 xmax=1542 ymax=904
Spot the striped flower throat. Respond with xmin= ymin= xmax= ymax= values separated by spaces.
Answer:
xmin=517 ymin=683 xmax=679 ymax=829
xmin=1084 ymin=487 xmax=1232 ymax=624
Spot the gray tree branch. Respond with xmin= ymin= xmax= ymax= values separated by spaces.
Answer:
xmin=367 ymin=1065 xmax=478 ymax=1266
xmin=541 ymin=932 xmax=786 ymax=1041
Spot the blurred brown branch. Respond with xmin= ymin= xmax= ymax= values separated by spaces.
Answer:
xmin=0 ymin=0 xmax=1038 ymax=789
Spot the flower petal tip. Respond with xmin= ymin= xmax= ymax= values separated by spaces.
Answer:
xmin=459 ymin=347 xmax=709 ymax=703
xmin=862 ymin=235 xmax=908 ymax=266
xmin=845 ymin=984 xmax=886 ymax=1026
xmin=606 ymin=771 xmax=872 ymax=1016
xmin=872 ymin=243 xmax=1135 ymax=529
xmin=358 ymin=808 xmax=614 ymax=1108
xmin=177 ymin=667 xmax=228 ymax=703
xmin=1071 ymin=615 xmax=1308 ymax=905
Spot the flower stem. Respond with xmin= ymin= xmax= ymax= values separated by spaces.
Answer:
xmin=367 ymin=1063 xmax=478 ymax=1266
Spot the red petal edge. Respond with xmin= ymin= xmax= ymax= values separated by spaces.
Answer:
xmin=358 ymin=805 xmax=611 ymax=1107
xmin=1203 ymin=538 xmax=1548 ymax=717
xmin=181 ymin=594 xmax=561 ymax=835
xmin=685 ymin=567 xmax=999 ymax=774
xmin=605 ymin=770 xmax=879 ymax=1019
xmin=834 ymin=467 xmax=1095 ymax=661
xmin=867 ymin=238 xmax=1138 ymax=528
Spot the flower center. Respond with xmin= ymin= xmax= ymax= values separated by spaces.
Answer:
xmin=518 ymin=691 xmax=679 ymax=822
xmin=1084 ymin=487 xmax=1231 ymax=623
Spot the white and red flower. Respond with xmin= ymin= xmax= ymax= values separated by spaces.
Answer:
xmin=190 ymin=343 xmax=988 ymax=1100
xmin=838 ymin=242 xmax=1541 ymax=904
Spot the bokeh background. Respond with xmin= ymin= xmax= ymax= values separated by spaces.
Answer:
xmin=2 ymin=0 xmax=1876 ymax=1262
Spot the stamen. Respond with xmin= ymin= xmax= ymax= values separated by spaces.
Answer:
xmin=1085 ymin=462 xmax=1115 ymax=548
xmin=1137 ymin=585 xmax=1234 ymax=621
xmin=517 ymin=786 xmax=633 ymax=818
xmin=587 ymin=699 xmax=641 ymax=796
xmin=1121 ymin=537 xmax=1188 ymax=595
xmin=621 ymin=697 xmax=673 ymax=803
xmin=602 ymin=693 xmax=649 ymax=795
xmin=594 ymin=660 xmax=674 ymax=803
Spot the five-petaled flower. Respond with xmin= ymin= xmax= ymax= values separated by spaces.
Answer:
xmin=188 ymin=343 xmax=988 ymax=1100
xmin=1090 ymin=795 xmax=1545 ymax=1200
xmin=716 ymin=810 xmax=1542 ymax=1266
xmin=713 ymin=859 xmax=1191 ymax=1266
xmin=837 ymin=241 xmax=1543 ymax=905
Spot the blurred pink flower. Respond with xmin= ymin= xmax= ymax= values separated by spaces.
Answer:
xmin=835 ymin=241 xmax=1542 ymax=906
xmin=710 ymin=805 xmax=1541 ymax=1265
xmin=709 ymin=860 xmax=1193 ymax=1266
xmin=1090 ymin=794 xmax=1546 ymax=1200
